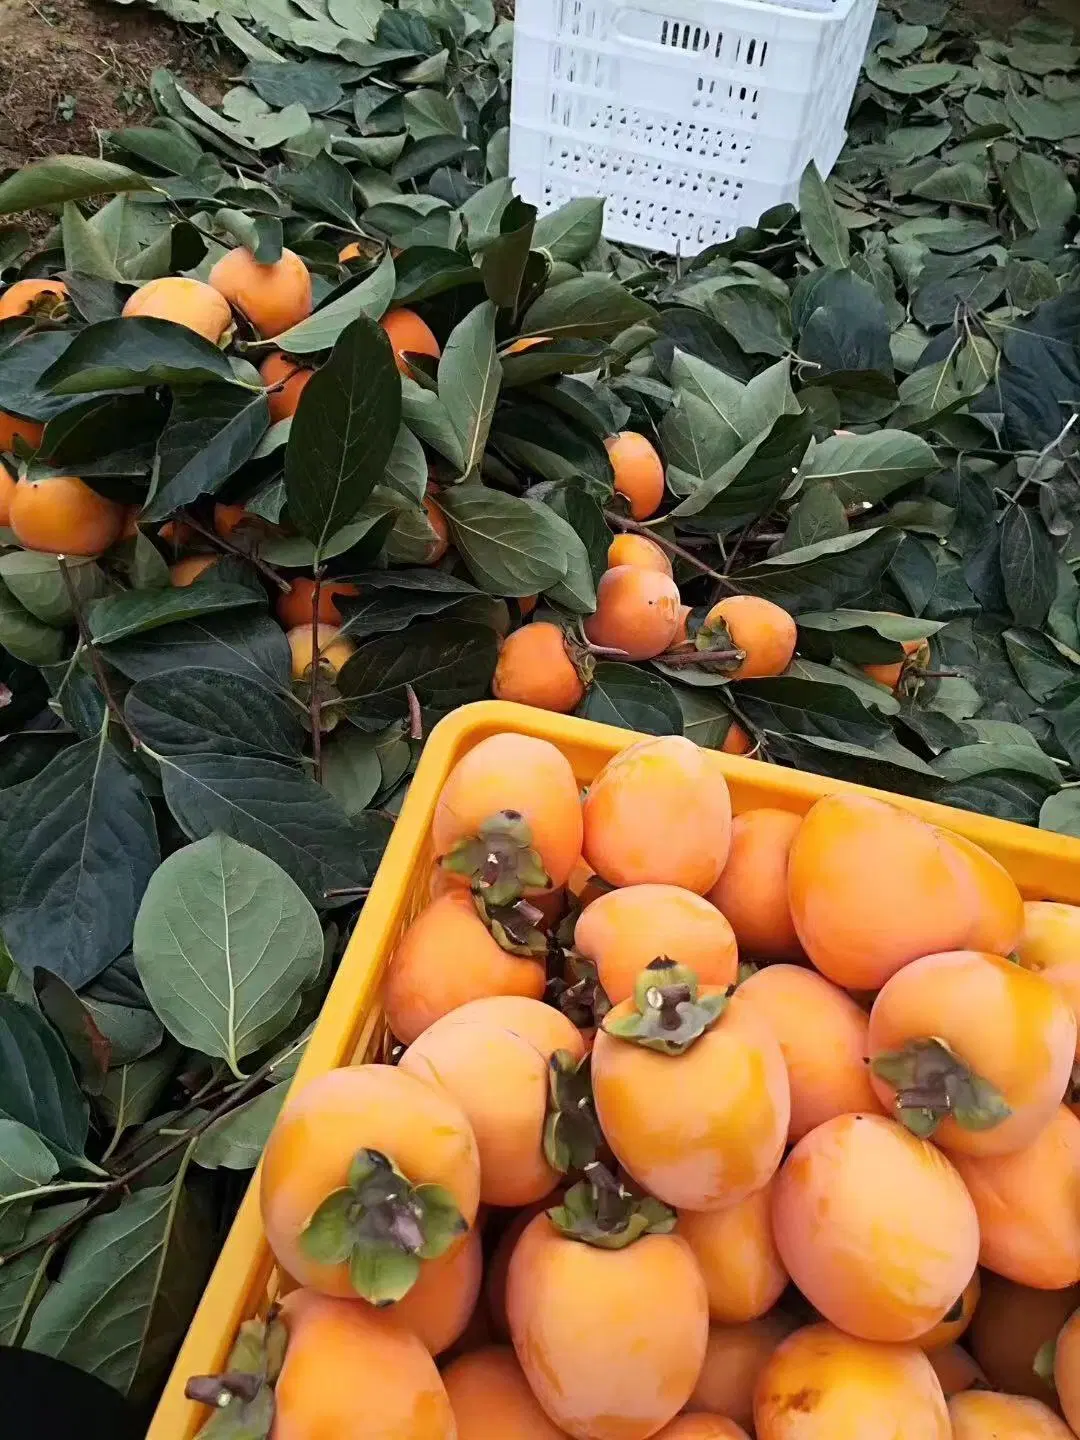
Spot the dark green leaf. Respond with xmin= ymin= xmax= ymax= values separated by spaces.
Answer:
xmin=0 ymin=157 xmax=153 ymax=215
xmin=0 ymin=996 xmax=89 ymax=1170
xmin=736 ymin=529 xmax=901 ymax=610
xmin=439 ymin=488 xmax=569 ymax=596
xmin=578 ymin=663 xmax=683 ymax=735
xmin=801 ymin=429 xmax=938 ymax=507
xmin=87 ymin=584 xmax=264 ymax=646
xmin=522 ymin=275 xmax=656 ymax=340
xmin=799 ymin=162 xmax=850 ymax=269
xmin=192 ymin=1084 xmax=288 ymax=1170
xmin=532 ymin=198 xmax=604 ymax=261
xmin=1000 ymin=505 xmax=1057 ymax=629
xmin=336 ymin=620 xmax=498 ymax=730
xmin=336 ymin=569 xmax=479 ymax=640
xmin=438 ymin=301 xmax=500 ymax=480
xmin=125 ymin=669 xmax=305 ymax=760
xmin=41 ymin=318 xmax=237 ymax=395
xmin=782 ymin=485 xmax=848 ymax=551
xmin=144 ymin=385 xmax=270 ymax=521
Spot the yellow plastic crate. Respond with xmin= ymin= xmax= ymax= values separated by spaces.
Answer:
xmin=149 ymin=699 xmax=1080 ymax=1439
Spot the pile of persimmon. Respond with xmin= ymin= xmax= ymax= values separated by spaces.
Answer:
xmin=187 ymin=729 xmax=1080 ymax=1440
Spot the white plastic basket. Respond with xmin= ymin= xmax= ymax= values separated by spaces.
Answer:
xmin=509 ymin=0 xmax=877 ymax=254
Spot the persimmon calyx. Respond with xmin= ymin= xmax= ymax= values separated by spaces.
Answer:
xmin=547 ymin=1162 xmax=675 ymax=1250
xmin=1033 ymin=1337 xmax=1058 ymax=1386
xmin=543 ymin=1049 xmax=602 ymax=1174
xmin=694 ymin=617 xmax=745 ymax=668
xmin=548 ymin=950 xmax=611 ymax=1030
xmin=441 ymin=810 xmax=550 ymax=905
xmin=298 ymin=1148 xmax=467 ymax=1304
xmin=188 ymin=1315 xmax=286 ymax=1440
xmin=870 ymin=1036 xmax=1012 ymax=1138
xmin=603 ymin=958 xmax=729 ymax=1055
xmin=479 ymin=892 xmax=549 ymax=957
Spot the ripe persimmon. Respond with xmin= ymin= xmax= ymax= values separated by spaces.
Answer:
xmin=286 ymin=623 xmax=355 ymax=680
xmin=605 ymin=431 xmax=665 ymax=519
xmin=582 ymin=735 xmax=732 ymax=893
xmin=208 ymin=246 xmax=312 ymax=337
xmin=121 ymin=276 xmax=232 ymax=344
xmin=9 ymin=474 xmax=124 ymax=555
xmin=949 ymin=1391 xmax=1075 ymax=1439
xmin=593 ymin=962 xmax=789 ymax=1210
xmin=969 ymin=1272 xmax=1080 ymax=1403
xmin=1053 ymin=1305 xmax=1080 ymax=1434
xmin=915 ymin=1271 xmax=980 ymax=1351
xmin=485 ymin=1198 xmax=559 ymax=1341
xmin=942 ymin=830 xmax=1024 ymax=955
xmin=862 ymin=636 xmax=929 ymax=691
xmin=338 ymin=240 xmax=365 ymax=262
xmin=607 ymin=532 xmax=673 ymax=576
xmin=503 ymin=335 xmax=550 ymax=355
xmin=260 ymin=1064 xmax=480 ymax=1300
xmin=0 ymin=277 xmax=67 ymax=321
xmin=689 ymin=1314 xmax=796 ymax=1430
xmin=867 ymin=949 xmax=1076 ymax=1156
xmin=384 ymin=889 xmax=546 ymax=1044
xmin=676 ymin=1178 xmax=787 ymax=1324
xmin=950 ymin=1105 xmax=1080 ymax=1289
xmin=492 ymin=623 xmax=586 ymax=714
xmin=927 ymin=1344 xmax=986 ymax=1398
xmin=212 ymin=502 xmax=277 ymax=547
xmin=697 ymin=595 xmax=797 ymax=680
xmin=771 ymin=1113 xmax=980 ymax=1342
xmin=655 ymin=1420 xmax=750 ymax=1440
xmin=0 ymin=410 xmax=42 ymax=454
xmin=382 ymin=1226 xmax=482 ymax=1356
xmin=381 ymin=308 xmax=441 ymax=372
xmin=276 ymin=577 xmax=359 ymax=629
xmin=583 ymin=565 xmax=682 ymax=661
xmin=442 ymin=1346 xmax=569 ymax=1439
xmin=721 ymin=722 xmax=752 ymax=755
xmin=169 ymin=555 xmax=217 ymax=586
xmin=259 ymin=350 xmax=314 ymax=422
xmin=753 ymin=1323 xmax=951 ymax=1439
xmin=707 ymin=808 xmax=803 ymax=962
xmin=0 ymin=458 xmax=15 ymax=525
xmin=731 ymin=965 xmax=878 ymax=1140
xmin=1016 ymin=901 xmax=1080 ymax=1056
xmin=671 ymin=603 xmax=693 ymax=650
xmin=573 ymin=883 xmax=738 ymax=1006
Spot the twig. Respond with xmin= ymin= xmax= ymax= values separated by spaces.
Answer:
xmin=722 ymin=522 xmax=753 ymax=577
xmin=1002 ymin=413 xmax=1079 ymax=512
xmin=57 ymin=558 xmax=141 ymax=748
xmin=323 ymin=885 xmax=372 ymax=901
xmin=603 ymin=511 xmax=739 ymax=594
xmin=178 ymin=510 xmax=291 ymax=594
xmin=405 ymin=684 xmax=422 ymax=740
xmin=655 ymin=649 xmax=742 ymax=668
xmin=310 ymin=569 xmax=325 ymax=784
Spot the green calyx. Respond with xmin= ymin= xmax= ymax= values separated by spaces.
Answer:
xmin=603 ymin=958 xmax=729 ymax=1055
xmin=547 ymin=1162 xmax=675 ymax=1250
xmin=441 ymin=810 xmax=550 ymax=906
xmin=1033 ymin=1337 xmax=1058 ymax=1387
xmin=548 ymin=950 xmax=611 ymax=1030
xmin=543 ymin=1048 xmax=603 ymax=1174
xmin=298 ymin=1148 xmax=467 ymax=1305
xmin=870 ymin=1036 xmax=1012 ymax=1140
xmin=694 ymin=617 xmax=745 ymax=668
xmin=189 ymin=1315 xmax=286 ymax=1440
xmin=480 ymin=892 xmax=549 ymax=958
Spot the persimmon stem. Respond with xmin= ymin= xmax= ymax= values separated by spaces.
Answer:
xmin=602 ymin=511 xmax=740 ymax=594
xmin=178 ymin=509 xmax=292 ymax=594
xmin=56 ymin=557 xmax=141 ymax=748
xmin=310 ymin=568 xmax=325 ymax=784
xmin=655 ymin=649 xmax=742 ymax=667
xmin=405 ymin=683 xmax=422 ymax=740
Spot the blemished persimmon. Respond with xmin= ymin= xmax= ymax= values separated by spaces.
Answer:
xmin=507 ymin=1208 xmax=708 ymax=1440
xmin=786 ymin=793 xmax=980 ymax=990
xmin=1053 ymin=1305 xmax=1080 ymax=1433
xmin=942 ymin=830 xmax=1024 ymax=955
xmin=208 ymin=246 xmax=312 ymax=337
xmin=0 ymin=410 xmax=42 ymax=454
xmin=492 ymin=623 xmax=586 ymax=714
xmin=0 ymin=458 xmax=15 ymax=525
xmin=441 ymin=1346 xmax=570 ymax=1439
xmin=573 ymin=883 xmax=738 ymax=1006
xmin=676 ymin=1178 xmax=788 ymax=1324
xmin=771 ymin=1113 xmax=980 ymax=1342
xmin=721 ymin=722 xmax=752 ymax=755
xmin=0 ymin=277 xmax=67 ymax=321
xmin=422 ymin=490 xmax=450 ymax=563
xmin=949 ymin=1391 xmax=1076 ymax=1439
xmin=384 ymin=889 xmax=546 ymax=1044
xmin=970 ymin=1272 xmax=1080 ymax=1403
xmin=689 ymin=1315 xmax=796 ymax=1430
xmin=654 ymin=1419 xmax=750 ymax=1440
xmin=276 ymin=577 xmax=360 ymax=629
xmin=915 ymin=1271 xmax=980 ymax=1350
xmin=272 ymin=1289 xmax=456 ymax=1440
xmin=927 ymin=1344 xmax=986 ymax=1397
xmin=121 ymin=276 xmax=232 ymax=344
xmin=867 ymin=949 xmax=1076 ymax=1156
xmin=698 ymin=595 xmax=797 ymax=680
xmin=606 ymin=532 xmax=673 ymax=576
xmin=605 ymin=431 xmax=665 ymax=519
xmin=707 ymin=808 xmax=803 ymax=962
xmin=1017 ymin=901 xmax=1080 ymax=1056
xmin=583 ymin=565 xmax=682 ymax=661
xmin=259 ymin=350 xmax=314 ymax=422
xmin=731 ymin=965 xmax=878 ymax=1140
xmin=592 ymin=966 xmax=789 ymax=1210
xmin=286 ymin=623 xmax=355 ymax=680
xmin=862 ymin=636 xmax=929 ymax=691
xmin=753 ymin=1324 xmax=951 ymax=1440
xmin=432 ymin=732 xmax=583 ymax=895
xmin=169 ymin=555 xmax=217 ymax=586
xmin=950 ymin=1105 xmax=1080 ymax=1289
xmin=9 ymin=474 xmax=124 ymax=555
xmin=582 ymin=735 xmax=732 ymax=893
xmin=381 ymin=308 xmax=441 ymax=372
xmin=379 ymin=1226 xmax=482 ymax=1356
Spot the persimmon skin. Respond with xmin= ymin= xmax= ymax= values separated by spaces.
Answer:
xmin=380 ymin=1226 xmax=482 ymax=1356
xmin=573 ymin=884 xmax=738 ymax=1006
xmin=654 ymin=1420 xmax=749 ymax=1439
xmin=1053 ymin=1305 xmax=1080 ymax=1434
xmin=0 ymin=458 xmax=16 ymax=525
xmin=702 ymin=596 xmax=796 ymax=680
xmin=771 ymin=1113 xmax=980 ymax=1343
xmin=676 ymin=1178 xmax=787 ymax=1324
xmin=950 ymin=1106 xmax=1080 ymax=1289
xmin=507 ymin=1214 xmax=708 ymax=1440
xmin=689 ymin=1315 xmax=796 ymax=1430
xmin=592 ymin=994 xmax=789 ymax=1211
xmin=286 ymin=623 xmax=355 ymax=680
xmin=273 ymin=1289 xmax=456 ymax=1440
xmin=862 ymin=637 xmax=925 ymax=691
xmin=606 ymin=532 xmax=673 ymax=576
xmin=121 ymin=276 xmax=232 ymax=343
xmin=9 ymin=474 xmax=124 ymax=555
xmin=753 ymin=1323 xmax=951 ymax=1440
xmin=0 ymin=277 xmax=67 ymax=320
xmin=169 ymin=555 xmax=217 ymax=586
xmin=0 ymin=410 xmax=42 ymax=454
xmin=208 ymin=246 xmax=313 ymax=337
xmin=493 ymin=623 xmax=585 ymax=714
xmin=442 ymin=1347 xmax=570 ymax=1439
xmin=927 ymin=1344 xmax=986 ymax=1398
xmin=381 ymin=308 xmax=441 ymax=372
xmin=941 ymin=831 xmax=1024 ymax=955
xmin=949 ymin=1391 xmax=1076 ymax=1439
xmin=260 ymin=1064 xmax=480 ymax=1297
xmin=605 ymin=431 xmax=665 ymax=520
xmin=915 ymin=1271 xmax=980 ymax=1351
xmin=970 ymin=1272 xmax=1080 ymax=1403
xmin=486 ymin=1198 xmax=560 ymax=1339
xmin=720 ymin=722 xmax=753 ymax=756
xmin=1017 ymin=901 xmax=1080 ymax=1057
xmin=868 ymin=949 xmax=1076 ymax=1157
xmin=259 ymin=350 xmax=314 ymax=422
xmin=384 ymin=890 xmax=546 ymax=1044
xmin=731 ymin=965 xmax=878 ymax=1141
xmin=582 ymin=735 xmax=732 ymax=894
xmin=432 ymin=732 xmax=583 ymax=890
xmin=583 ymin=565 xmax=682 ymax=661
xmin=276 ymin=577 xmax=359 ymax=629
xmin=707 ymin=809 xmax=803 ymax=962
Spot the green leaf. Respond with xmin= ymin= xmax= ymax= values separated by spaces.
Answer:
xmin=522 ymin=275 xmax=656 ymax=340
xmin=799 ymin=162 xmax=851 ymax=269
xmin=125 ymin=669 xmax=305 ymax=760
xmin=334 ymin=568 xmax=480 ymax=640
xmin=0 ymin=1118 xmax=58 ymax=1200
xmin=0 ymin=996 xmax=89 ymax=1170
xmin=1000 ymin=505 xmax=1057 ymax=629
xmin=671 ymin=412 xmax=812 ymax=533
xmin=0 ymin=1200 xmax=86 ymax=1345
xmin=270 ymin=253 xmax=396 ymax=354
xmin=1003 ymin=152 xmax=1077 ymax=233
xmin=0 ymin=582 xmax=66 ymax=666
xmin=41 ymin=318 xmax=238 ymax=395
xmin=532 ymin=197 xmax=604 ymax=261
xmin=133 ymin=834 xmax=323 ymax=1075
xmin=193 ymin=1083 xmax=289 ymax=1170
xmin=801 ymin=429 xmax=938 ymax=506
xmin=1040 ymin=789 xmax=1080 ymax=838
xmin=61 ymin=202 xmax=124 ymax=282
xmin=737 ymin=529 xmax=901 ymax=611
xmin=439 ymin=488 xmax=569 ymax=596
xmin=144 ymin=386 xmax=271 ymax=522
xmin=538 ymin=502 xmax=598 ymax=614
xmin=578 ymin=663 xmax=683 ymax=735
xmin=87 ymin=584 xmax=264 ymax=646
xmin=320 ymin=730 xmax=383 ymax=816
xmin=474 ymin=196 xmax=536 ymax=310
xmin=336 ymin=620 xmax=498 ymax=730
xmin=35 ymin=972 xmax=112 ymax=1094
xmin=105 ymin=612 xmax=290 ymax=692
xmin=0 ymin=156 xmax=153 ymax=215
xmin=438 ymin=301 xmax=501 ymax=480
xmin=782 ymin=485 xmax=848 ymax=552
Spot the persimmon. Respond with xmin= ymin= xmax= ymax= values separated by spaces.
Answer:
xmin=384 ymin=889 xmax=546 ymax=1044
xmin=0 ymin=410 xmax=42 ymax=454
xmin=867 ymin=949 xmax=1076 ymax=1156
xmin=655 ymin=1420 xmax=750 ymax=1439
xmin=1053 ymin=1305 xmax=1080 ymax=1433
xmin=0 ymin=277 xmax=67 ymax=321
xmin=942 ymin=830 xmax=1024 ymax=955
xmin=671 ymin=604 xmax=693 ymax=650
xmin=915 ymin=1271 xmax=980 ymax=1350
xmin=753 ymin=1323 xmax=951 ymax=1439
xmin=492 ymin=623 xmax=586 ymax=714
xmin=169 ymin=555 xmax=217 ymax=586
xmin=212 ymin=502 xmax=276 ymax=546
xmin=208 ymin=246 xmax=312 ymax=337
xmin=583 ymin=565 xmax=682 ymax=661
xmin=121 ymin=276 xmax=232 ymax=344
xmin=9 ymin=474 xmax=124 ymax=555
xmin=432 ymin=732 xmax=583 ymax=898
xmin=573 ymin=883 xmax=738 ymax=1006
xmin=382 ymin=1226 xmax=482 ymax=1355
xmin=950 ymin=1106 xmax=1080 ymax=1288
xmin=592 ymin=962 xmax=789 ymax=1210
xmin=721 ymin=722 xmax=752 ymax=755
xmin=582 ymin=735 xmax=732 ymax=893
xmin=862 ymin=636 xmax=929 ymax=691
xmin=707 ymin=809 xmax=803 ymax=962
xmin=675 ymin=1178 xmax=787 ymax=1324
xmin=442 ymin=1346 xmax=569 ymax=1438
xmin=771 ymin=1113 xmax=979 ymax=1342
xmin=259 ymin=349 xmax=314 ymax=422
xmin=486 ymin=1197 xmax=560 ymax=1340
xmin=286 ymin=623 xmax=355 ymax=680
xmin=969 ymin=1272 xmax=1080 ymax=1402
xmin=605 ymin=431 xmax=665 ymax=519
xmin=260 ymin=1064 xmax=480 ymax=1301
xmin=0 ymin=458 xmax=15 ymax=525
xmin=506 ymin=1181 xmax=709 ymax=1440
xmin=276 ymin=577 xmax=359 ymax=629
xmin=731 ymin=965 xmax=878 ymax=1140
xmin=927 ymin=1344 xmax=986 ymax=1397
xmin=606 ymin=532 xmax=673 ymax=576
xmin=338 ymin=240 xmax=365 ymax=262
xmin=1017 ymin=901 xmax=1080 ymax=1055
xmin=949 ymin=1391 xmax=1075 ymax=1439
xmin=503 ymin=335 xmax=550 ymax=355
xmin=786 ymin=793 xmax=980 ymax=990
xmin=422 ymin=488 xmax=449 ymax=563
xmin=689 ymin=1315 xmax=796 ymax=1430
xmin=697 ymin=595 xmax=797 ymax=680
xmin=399 ymin=996 xmax=586 ymax=1206
xmin=381 ymin=308 xmax=441 ymax=372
